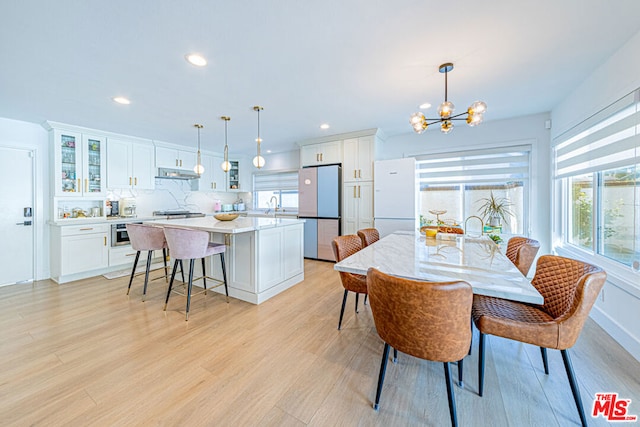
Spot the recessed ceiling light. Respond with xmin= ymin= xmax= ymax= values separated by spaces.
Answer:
xmin=266 ymin=149 xmax=272 ymax=153
xmin=320 ymin=123 xmax=330 ymax=130
xmin=185 ymin=53 xmax=207 ymax=67
xmin=112 ymin=96 xmax=131 ymax=105
xmin=419 ymin=103 xmax=431 ymax=109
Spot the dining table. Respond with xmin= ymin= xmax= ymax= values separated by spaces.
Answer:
xmin=334 ymin=231 xmax=543 ymax=304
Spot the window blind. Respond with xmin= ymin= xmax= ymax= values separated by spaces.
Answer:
xmin=553 ymin=90 xmax=640 ymax=178
xmin=416 ymin=145 xmax=530 ymax=188
xmin=253 ymin=171 xmax=298 ymax=191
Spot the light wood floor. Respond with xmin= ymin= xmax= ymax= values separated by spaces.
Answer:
xmin=1 ymin=260 xmax=639 ymax=426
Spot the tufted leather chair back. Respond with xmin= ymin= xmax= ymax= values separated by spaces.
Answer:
xmin=332 ymin=235 xmax=368 ymax=294
xmin=367 ymin=267 xmax=472 ymax=363
xmin=532 ymin=255 xmax=606 ymax=348
xmin=357 ymin=228 xmax=380 ymax=247
xmin=505 ymin=237 xmax=540 ymax=276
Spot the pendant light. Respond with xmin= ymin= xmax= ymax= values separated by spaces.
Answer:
xmin=252 ymin=105 xmax=265 ymax=169
xmin=220 ymin=116 xmax=231 ymax=172
xmin=193 ymin=124 xmax=205 ymax=175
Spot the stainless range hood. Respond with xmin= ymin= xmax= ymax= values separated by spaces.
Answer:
xmin=155 ymin=167 xmax=201 ymax=180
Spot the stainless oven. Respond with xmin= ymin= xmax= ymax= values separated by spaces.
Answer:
xmin=111 ymin=222 xmax=142 ymax=247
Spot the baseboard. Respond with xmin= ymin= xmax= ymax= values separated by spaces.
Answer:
xmin=590 ymin=306 xmax=640 ymax=362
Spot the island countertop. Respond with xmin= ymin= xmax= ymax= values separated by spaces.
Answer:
xmin=147 ymin=216 xmax=305 ymax=234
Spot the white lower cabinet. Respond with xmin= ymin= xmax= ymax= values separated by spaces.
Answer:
xmin=109 ymin=245 xmax=163 ymax=267
xmin=51 ymin=224 xmax=109 ymax=282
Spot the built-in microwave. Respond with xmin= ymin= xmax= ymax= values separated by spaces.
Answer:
xmin=111 ymin=222 xmax=142 ymax=247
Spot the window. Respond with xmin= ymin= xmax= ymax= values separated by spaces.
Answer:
xmin=416 ymin=146 xmax=530 ymax=234
xmin=253 ymin=171 xmax=298 ymax=210
xmin=554 ymin=89 xmax=640 ymax=269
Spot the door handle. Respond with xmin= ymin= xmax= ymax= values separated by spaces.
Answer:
xmin=134 ymin=177 xmax=138 ymax=186
xmin=16 ymin=221 xmax=32 ymax=226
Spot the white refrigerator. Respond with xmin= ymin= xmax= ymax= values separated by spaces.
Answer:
xmin=374 ymin=158 xmax=418 ymax=238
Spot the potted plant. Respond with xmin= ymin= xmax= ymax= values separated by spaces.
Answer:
xmin=477 ymin=191 xmax=513 ymax=227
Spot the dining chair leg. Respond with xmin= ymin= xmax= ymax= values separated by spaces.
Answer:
xmin=141 ymin=250 xmax=153 ymax=301
xmin=458 ymin=358 xmax=464 ymax=388
xmin=220 ymin=253 xmax=229 ymax=302
xmin=540 ymin=347 xmax=549 ymax=375
xmin=364 ymin=294 xmax=368 ymax=305
xmin=355 ymin=293 xmax=360 ymax=313
xmin=478 ymin=332 xmax=486 ymax=397
xmin=393 ymin=348 xmax=398 ymax=363
xmin=338 ymin=290 xmax=348 ymax=330
xmin=126 ymin=251 xmax=141 ymax=295
xmin=164 ymin=260 xmax=179 ymax=310
xmin=185 ymin=259 xmax=195 ymax=321
xmin=201 ymin=257 xmax=207 ymax=294
xmin=561 ymin=349 xmax=588 ymax=427
xmin=443 ymin=362 xmax=458 ymax=427
xmin=468 ymin=318 xmax=473 ymax=355
xmin=162 ymin=248 xmax=169 ymax=283
xmin=373 ymin=343 xmax=391 ymax=410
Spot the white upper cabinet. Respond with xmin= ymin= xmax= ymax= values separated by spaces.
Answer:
xmin=200 ymin=153 xmax=225 ymax=191
xmin=343 ymin=136 xmax=375 ymax=182
xmin=51 ymin=128 xmax=106 ymax=197
xmin=300 ymin=141 xmax=342 ymax=166
xmin=107 ymin=138 xmax=155 ymax=190
xmin=155 ymin=146 xmax=197 ymax=170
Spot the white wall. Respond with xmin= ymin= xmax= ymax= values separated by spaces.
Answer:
xmin=551 ymin=29 xmax=640 ymax=361
xmin=381 ymin=113 xmax=552 ymax=255
xmin=0 ymin=118 xmax=50 ymax=280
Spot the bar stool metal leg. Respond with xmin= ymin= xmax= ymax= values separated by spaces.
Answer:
xmin=185 ymin=259 xmax=195 ymax=321
xmin=126 ymin=251 xmax=141 ymax=295
xmin=141 ymin=250 xmax=153 ymax=302
xmin=164 ymin=260 xmax=180 ymax=311
xmin=220 ymin=253 xmax=229 ymax=301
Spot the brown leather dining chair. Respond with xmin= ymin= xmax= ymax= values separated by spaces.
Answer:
xmin=505 ymin=236 xmax=540 ymax=276
xmin=357 ymin=228 xmax=380 ymax=248
xmin=367 ymin=267 xmax=472 ymax=427
xmin=472 ymin=255 xmax=606 ymax=427
xmin=331 ymin=235 xmax=368 ymax=330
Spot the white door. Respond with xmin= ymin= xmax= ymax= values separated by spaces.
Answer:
xmin=0 ymin=146 xmax=34 ymax=285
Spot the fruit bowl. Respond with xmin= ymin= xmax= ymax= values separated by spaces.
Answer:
xmin=214 ymin=213 xmax=239 ymax=221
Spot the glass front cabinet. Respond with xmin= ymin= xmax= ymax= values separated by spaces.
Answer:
xmin=52 ymin=128 xmax=106 ymax=197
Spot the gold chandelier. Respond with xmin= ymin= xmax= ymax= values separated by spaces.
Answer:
xmin=409 ymin=62 xmax=487 ymax=134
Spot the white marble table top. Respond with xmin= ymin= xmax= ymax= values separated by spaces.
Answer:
xmin=334 ymin=231 xmax=543 ymax=304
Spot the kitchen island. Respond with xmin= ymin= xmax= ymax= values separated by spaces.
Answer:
xmin=149 ymin=217 xmax=305 ymax=304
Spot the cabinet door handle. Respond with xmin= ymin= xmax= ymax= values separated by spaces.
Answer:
xmin=134 ymin=177 xmax=138 ymax=186
xmin=104 ymin=236 xmax=107 ymax=246
xmin=85 ymin=179 xmax=88 ymax=192
xmin=358 ymin=169 xmax=361 ymax=178
xmin=353 ymin=186 xmax=357 ymax=198
xmin=320 ymin=153 xmax=323 ymax=161
xmin=358 ymin=185 xmax=361 ymax=198
xmin=80 ymin=227 xmax=94 ymax=231
xmin=77 ymin=178 xmax=81 ymax=190
xmin=354 ymin=170 xmax=357 ymax=178
xmin=180 ymin=159 xmax=183 ymax=167
xmin=126 ymin=253 xmax=136 ymax=257
xmin=176 ymin=159 xmax=179 ymax=167
xmin=129 ymin=177 xmax=132 ymax=185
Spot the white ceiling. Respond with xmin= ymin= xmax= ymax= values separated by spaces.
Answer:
xmin=2 ymin=1 xmax=640 ymax=156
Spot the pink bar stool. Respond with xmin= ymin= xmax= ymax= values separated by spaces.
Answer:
xmin=126 ymin=223 xmax=170 ymax=301
xmin=162 ymin=226 xmax=229 ymax=320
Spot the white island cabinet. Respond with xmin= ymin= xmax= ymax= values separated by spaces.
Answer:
xmin=149 ymin=217 xmax=304 ymax=304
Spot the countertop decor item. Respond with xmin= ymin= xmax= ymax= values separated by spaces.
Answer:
xmin=476 ymin=191 xmax=513 ymax=227
xmin=409 ymin=62 xmax=487 ymax=134
xmin=214 ymin=213 xmax=239 ymax=221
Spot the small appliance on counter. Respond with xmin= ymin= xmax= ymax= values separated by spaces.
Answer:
xmin=153 ymin=210 xmax=206 ymax=219
xmin=108 ymin=200 xmax=119 ymax=217
xmin=120 ymin=197 xmax=137 ymax=217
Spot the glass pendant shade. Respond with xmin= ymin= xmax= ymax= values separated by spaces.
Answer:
xmin=438 ymin=101 xmax=454 ymax=118
xmin=252 ymin=155 xmax=265 ymax=168
xmin=220 ymin=160 xmax=231 ymax=173
xmin=469 ymin=101 xmax=487 ymax=115
xmin=440 ymin=120 xmax=453 ymax=133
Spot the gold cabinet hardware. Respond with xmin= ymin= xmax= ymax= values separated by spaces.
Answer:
xmin=358 ymin=169 xmax=361 ymax=178
xmin=354 ymin=170 xmax=357 ymax=178
xmin=103 ymin=236 xmax=107 ymax=246
xmin=179 ymin=159 xmax=183 ymax=167
xmin=175 ymin=159 xmax=179 ymax=167
xmin=77 ymin=178 xmax=80 ymax=190
xmin=358 ymin=185 xmax=361 ymax=198
xmin=134 ymin=177 xmax=138 ymax=186
xmin=320 ymin=153 xmax=323 ymax=161
xmin=85 ymin=178 xmax=88 ymax=192
xmin=80 ymin=227 xmax=94 ymax=231
xmin=353 ymin=186 xmax=357 ymax=198
xmin=129 ymin=177 xmax=132 ymax=185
